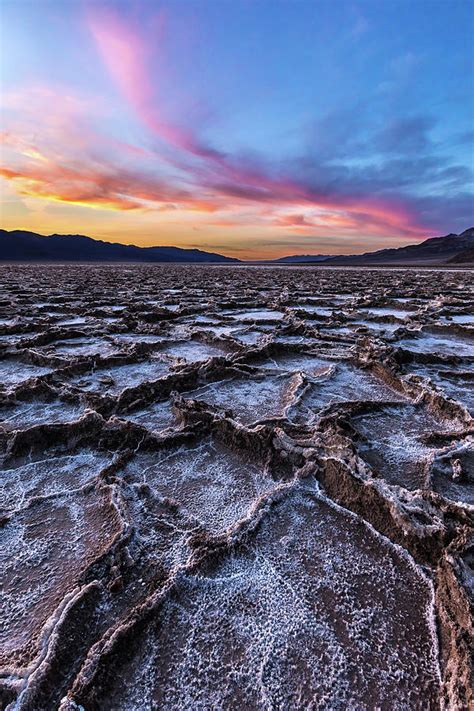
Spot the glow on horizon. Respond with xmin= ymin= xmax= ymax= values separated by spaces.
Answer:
xmin=0 ymin=0 xmax=473 ymax=259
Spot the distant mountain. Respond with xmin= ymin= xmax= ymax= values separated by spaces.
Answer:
xmin=273 ymin=254 xmax=330 ymax=263
xmin=447 ymin=247 xmax=474 ymax=264
xmin=275 ymin=228 xmax=474 ymax=265
xmin=0 ymin=230 xmax=239 ymax=263
xmin=323 ymin=228 xmax=474 ymax=265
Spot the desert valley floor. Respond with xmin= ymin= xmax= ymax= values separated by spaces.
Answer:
xmin=0 ymin=264 xmax=473 ymax=710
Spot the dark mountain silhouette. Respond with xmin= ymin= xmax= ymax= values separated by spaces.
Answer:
xmin=447 ymin=247 xmax=474 ymax=264
xmin=0 ymin=230 xmax=239 ymax=263
xmin=274 ymin=228 xmax=474 ymax=265
xmin=325 ymin=228 xmax=473 ymax=265
xmin=1 ymin=227 xmax=472 ymax=265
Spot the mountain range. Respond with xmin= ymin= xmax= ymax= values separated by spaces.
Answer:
xmin=273 ymin=228 xmax=474 ymax=265
xmin=0 ymin=230 xmax=239 ymax=263
xmin=0 ymin=227 xmax=473 ymax=265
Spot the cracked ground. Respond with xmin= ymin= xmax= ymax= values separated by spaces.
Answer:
xmin=0 ymin=264 xmax=473 ymax=710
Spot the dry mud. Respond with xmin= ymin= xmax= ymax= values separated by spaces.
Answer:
xmin=0 ymin=264 xmax=472 ymax=710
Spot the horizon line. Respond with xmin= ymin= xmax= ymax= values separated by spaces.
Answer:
xmin=2 ymin=225 xmax=469 ymax=261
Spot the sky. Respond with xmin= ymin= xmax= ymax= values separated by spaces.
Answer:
xmin=0 ymin=0 xmax=473 ymax=259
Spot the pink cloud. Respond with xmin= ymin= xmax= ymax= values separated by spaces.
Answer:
xmin=87 ymin=7 xmax=217 ymax=157
xmin=0 ymin=9 xmax=436 ymax=244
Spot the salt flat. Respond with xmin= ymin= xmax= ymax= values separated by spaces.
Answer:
xmin=0 ymin=264 xmax=472 ymax=710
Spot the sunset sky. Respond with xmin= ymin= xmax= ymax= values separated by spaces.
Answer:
xmin=1 ymin=0 xmax=473 ymax=259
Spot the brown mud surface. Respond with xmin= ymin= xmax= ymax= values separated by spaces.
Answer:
xmin=0 ymin=264 xmax=472 ymax=710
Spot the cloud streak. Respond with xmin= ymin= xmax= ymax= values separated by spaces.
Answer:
xmin=84 ymin=5 xmax=433 ymax=238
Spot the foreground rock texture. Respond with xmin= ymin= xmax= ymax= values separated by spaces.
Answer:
xmin=0 ymin=264 xmax=472 ymax=710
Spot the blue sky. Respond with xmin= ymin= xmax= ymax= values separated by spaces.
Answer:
xmin=1 ymin=0 xmax=473 ymax=257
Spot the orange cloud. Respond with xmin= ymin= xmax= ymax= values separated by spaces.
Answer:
xmin=0 ymin=9 xmax=435 ymax=251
